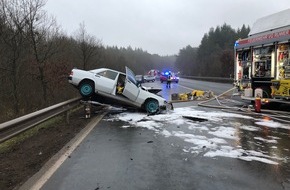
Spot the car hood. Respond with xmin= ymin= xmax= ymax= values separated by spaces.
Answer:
xmin=141 ymin=86 xmax=162 ymax=94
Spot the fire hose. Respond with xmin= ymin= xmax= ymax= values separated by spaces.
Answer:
xmin=198 ymin=87 xmax=290 ymax=124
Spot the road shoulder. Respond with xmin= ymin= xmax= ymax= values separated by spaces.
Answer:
xmin=19 ymin=112 xmax=107 ymax=190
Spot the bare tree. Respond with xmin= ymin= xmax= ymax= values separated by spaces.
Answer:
xmin=23 ymin=0 xmax=61 ymax=105
xmin=0 ymin=0 xmax=30 ymax=115
xmin=75 ymin=22 xmax=102 ymax=70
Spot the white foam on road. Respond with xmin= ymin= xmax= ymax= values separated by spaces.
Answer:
xmin=106 ymin=107 xmax=288 ymax=165
xmin=255 ymin=119 xmax=290 ymax=129
xmin=239 ymin=125 xmax=260 ymax=131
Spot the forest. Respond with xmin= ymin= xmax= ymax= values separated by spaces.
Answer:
xmin=0 ymin=0 xmax=250 ymax=122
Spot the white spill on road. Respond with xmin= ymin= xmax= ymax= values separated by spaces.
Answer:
xmin=105 ymin=107 xmax=289 ymax=165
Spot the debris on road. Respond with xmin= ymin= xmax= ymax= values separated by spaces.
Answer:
xmin=170 ymin=90 xmax=215 ymax=102
xmin=182 ymin=116 xmax=208 ymax=122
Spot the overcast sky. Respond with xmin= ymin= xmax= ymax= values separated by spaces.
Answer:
xmin=44 ymin=0 xmax=290 ymax=55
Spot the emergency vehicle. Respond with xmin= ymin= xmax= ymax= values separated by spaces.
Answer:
xmin=147 ymin=69 xmax=160 ymax=78
xmin=234 ymin=8 xmax=290 ymax=101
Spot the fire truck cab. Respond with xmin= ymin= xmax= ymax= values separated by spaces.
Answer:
xmin=234 ymin=9 xmax=290 ymax=100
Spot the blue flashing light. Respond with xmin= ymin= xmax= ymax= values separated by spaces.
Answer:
xmin=234 ymin=41 xmax=239 ymax=47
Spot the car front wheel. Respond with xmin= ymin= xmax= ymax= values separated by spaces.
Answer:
xmin=79 ymin=80 xmax=94 ymax=98
xmin=144 ymin=99 xmax=159 ymax=114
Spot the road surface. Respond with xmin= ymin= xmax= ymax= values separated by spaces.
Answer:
xmin=22 ymin=78 xmax=290 ymax=190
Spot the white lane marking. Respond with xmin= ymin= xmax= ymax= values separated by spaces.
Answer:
xmin=22 ymin=113 xmax=106 ymax=190
xmin=178 ymin=84 xmax=194 ymax=91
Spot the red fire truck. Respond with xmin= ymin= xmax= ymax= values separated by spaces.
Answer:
xmin=234 ymin=9 xmax=290 ymax=101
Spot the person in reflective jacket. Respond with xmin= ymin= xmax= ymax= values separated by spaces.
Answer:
xmin=166 ymin=72 xmax=172 ymax=88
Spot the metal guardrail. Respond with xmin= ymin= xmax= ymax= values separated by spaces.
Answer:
xmin=0 ymin=77 xmax=232 ymax=143
xmin=0 ymin=97 xmax=82 ymax=143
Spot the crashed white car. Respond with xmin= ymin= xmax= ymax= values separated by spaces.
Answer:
xmin=68 ymin=67 xmax=172 ymax=114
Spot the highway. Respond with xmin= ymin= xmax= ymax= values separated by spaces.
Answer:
xmin=179 ymin=78 xmax=233 ymax=93
xmin=20 ymin=78 xmax=290 ymax=190
xmin=157 ymin=78 xmax=233 ymax=101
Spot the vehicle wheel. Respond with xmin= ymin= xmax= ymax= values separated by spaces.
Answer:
xmin=152 ymin=79 xmax=155 ymax=82
xmin=79 ymin=80 xmax=94 ymax=98
xmin=145 ymin=99 xmax=159 ymax=114
xmin=160 ymin=80 xmax=163 ymax=83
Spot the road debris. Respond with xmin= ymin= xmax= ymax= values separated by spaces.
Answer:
xmin=182 ymin=116 xmax=208 ymax=122
xmin=170 ymin=90 xmax=214 ymax=102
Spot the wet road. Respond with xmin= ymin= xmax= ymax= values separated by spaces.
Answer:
xmin=41 ymin=117 xmax=289 ymax=190
xmin=158 ymin=78 xmax=233 ymax=101
xmin=36 ymin=79 xmax=290 ymax=190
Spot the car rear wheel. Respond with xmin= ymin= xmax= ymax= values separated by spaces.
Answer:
xmin=145 ymin=99 xmax=159 ymax=114
xmin=79 ymin=80 xmax=94 ymax=98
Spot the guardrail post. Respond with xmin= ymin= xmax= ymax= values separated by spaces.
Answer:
xmin=84 ymin=103 xmax=91 ymax=119
xmin=66 ymin=111 xmax=70 ymax=124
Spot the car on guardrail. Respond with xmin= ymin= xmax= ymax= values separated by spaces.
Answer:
xmin=68 ymin=67 xmax=172 ymax=114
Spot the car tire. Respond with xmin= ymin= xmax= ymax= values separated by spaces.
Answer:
xmin=144 ymin=99 xmax=159 ymax=114
xmin=160 ymin=80 xmax=163 ymax=83
xmin=79 ymin=80 xmax=94 ymax=98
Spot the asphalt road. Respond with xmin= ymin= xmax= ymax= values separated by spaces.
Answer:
xmin=41 ymin=118 xmax=289 ymax=190
xmin=24 ymin=79 xmax=290 ymax=190
xmin=155 ymin=78 xmax=233 ymax=101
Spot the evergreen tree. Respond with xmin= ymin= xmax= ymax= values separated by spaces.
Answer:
xmin=176 ymin=23 xmax=250 ymax=77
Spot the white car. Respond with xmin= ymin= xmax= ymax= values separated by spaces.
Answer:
xmin=68 ymin=67 xmax=172 ymax=114
xmin=143 ymin=75 xmax=155 ymax=82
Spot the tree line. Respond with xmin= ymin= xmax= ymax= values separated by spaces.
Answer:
xmin=0 ymin=0 xmax=176 ymax=122
xmin=176 ymin=24 xmax=250 ymax=77
xmin=0 ymin=0 xmax=250 ymax=122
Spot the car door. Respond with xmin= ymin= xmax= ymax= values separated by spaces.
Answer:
xmin=122 ymin=67 xmax=140 ymax=101
xmin=95 ymin=70 xmax=118 ymax=94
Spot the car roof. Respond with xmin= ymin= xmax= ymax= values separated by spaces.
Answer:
xmin=89 ymin=68 xmax=125 ymax=75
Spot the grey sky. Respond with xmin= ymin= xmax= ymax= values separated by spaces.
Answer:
xmin=44 ymin=0 xmax=290 ymax=55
